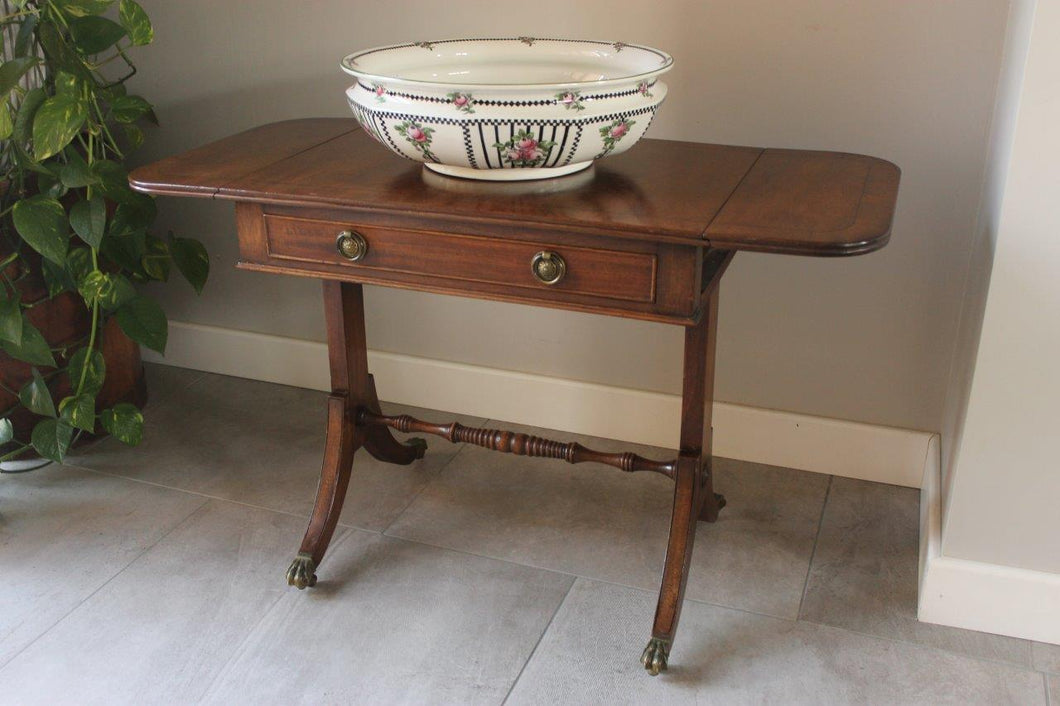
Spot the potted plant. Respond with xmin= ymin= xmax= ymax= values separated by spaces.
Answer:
xmin=0 ymin=0 xmax=207 ymax=464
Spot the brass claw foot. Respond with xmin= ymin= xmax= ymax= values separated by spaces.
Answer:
xmin=641 ymin=637 xmax=670 ymax=676
xmin=286 ymin=552 xmax=317 ymax=589
xmin=715 ymin=492 xmax=727 ymax=510
xmin=408 ymin=437 xmax=428 ymax=460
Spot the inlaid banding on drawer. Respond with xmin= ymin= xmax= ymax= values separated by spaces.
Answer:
xmin=263 ymin=215 xmax=658 ymax=303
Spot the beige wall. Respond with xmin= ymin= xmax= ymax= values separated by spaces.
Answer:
xmin=941 ymin=0 xmax=1060 ymax=574
xmin=129 ymin=0 xmax=1009 ymax=434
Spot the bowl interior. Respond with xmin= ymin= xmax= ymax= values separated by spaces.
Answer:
xmin=342 ymin=38 xmax=671 ymax=88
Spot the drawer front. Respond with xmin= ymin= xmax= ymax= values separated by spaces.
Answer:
xmin=262 ymin=214 xmax=657 ymax=303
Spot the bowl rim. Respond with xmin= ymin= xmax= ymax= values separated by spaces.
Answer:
xmin=340 ymin=37 xmax=674 ymax=91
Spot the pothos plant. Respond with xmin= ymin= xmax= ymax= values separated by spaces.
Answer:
xmin=0 ymin=0 xmax=208 ymax=463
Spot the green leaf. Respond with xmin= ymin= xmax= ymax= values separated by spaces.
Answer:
xmin=69 ymin=15 xmax=127 ymax=55
xmin=77 ymin=269 xmax=110 ymax=305
xmin=66 ymin=247 xmax=94 ymax=284
xmin=19 ymin=367 xmax=56 ymax=417
xmin=122 ymin=123 xmax=144 ymax=150
xmin=118 ymin=0 xmax=153 ymax=45
xmin=141 ymin=235 xmax=169 ymax=281
xmin=0 ymin=102 xmax=12 ymax=141
xmin=37 ymin=22 xmax=94 ymax=83
xmin=13 ymin=87 xmax=45 ymax=145
xmin=37 ymin=171 xmax=69 ymax=199
xmin=170 ymin=237 xmax=210 ymax=294
xmin=0 ymin=294 xmax=23 ymax=344
xmin=0 ymin=315 xmax=56 ymax=367
xmin=100 ymin=402 xmax=142 ymax=446
xmin=100 ymin=229 xmax=145 ymax=274
xmin=58 ymin=0 xmax=116 ymax=17
xmin=32 ymin=95 xmax=88 ymax=161
xmin=68 ymin=347 xmax=106 ymax=395
xmin=60 ymin=392 xmax=96 ymax=432
xmin=109 ymin=194 xmax=156 ymax=236
xmin=31 ymin=418 xmax=74 ymax=462
xmin=92 ymin=160 xmax=139 ymax=204
xmin=0 ymin=57 xmax=39 ymax=97
xmin=41 ymin=259 xmax=75 ymax=297
xmin=99 ymin=273 xmax=136 ymax=312
xmin=60 ymin=150 xmax=98 ymax=188
xmin=115 ymin=295 xmax=166 ymax=353
xmin=0 ymin=418 xmax=13 ymax=446
xmin=14 ymin=15 xmax=38 ymax=57
xmin=70 ymin=195 xmax=106 ymax=248
xmin=12 ymin=195 xmax=69 ymax=265
xmin=109 ymin=95 xmax=152 ymax=123
xmin=54 ymin=72 xmax=82 ymax=98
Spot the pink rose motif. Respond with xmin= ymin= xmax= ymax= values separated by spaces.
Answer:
xmin=561 ymin=92 xmax=575 ymax=104
xmin=408 ymin=127 xmax=428 ymax=143
xmin=374 ymin=85 xmax=385 ymax=97
xmin=517 ymin=137 xmax=542 ymax=161
xmin=505 ymin=147 xmax=521 ymax=162
xmin=453 ymin=95 xmax=468 ymax=106
xmin=610 ymin=122 xmax=629 ymax=139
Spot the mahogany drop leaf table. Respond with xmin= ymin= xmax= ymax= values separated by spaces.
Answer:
xmin=130 ymin=118 xmax=899 ymax=675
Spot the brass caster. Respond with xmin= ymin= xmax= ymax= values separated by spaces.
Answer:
xmin=641 ymin=637 xmax=670 ymax=676
xmin=408 ymin=437 xmax=428 ymax=460
xmin=715 ymin=492 xmax=727 ymax=510
xmin=286 ymin=552 xmax=317 ymax=589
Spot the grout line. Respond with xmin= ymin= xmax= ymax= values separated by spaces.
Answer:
xmin=377 ymin=440 xmax=475 ymax=537
xmin=796 ymin=474 xmax=834 ymax=620
xmin=0 ymin=495 xmax=211 ymax=673
xmin=1045 ymin=672 xmax=1052 ymax=706
xmin=501 ymin=577 xmax=578 ymax=705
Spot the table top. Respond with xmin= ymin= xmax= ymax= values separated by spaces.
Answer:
xmin=130 ymin=118 xmax=900 ymax=257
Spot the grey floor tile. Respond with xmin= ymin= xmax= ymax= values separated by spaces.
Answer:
xmin=69 ymin=372 xmax=485 ymax=531
xmin=506 ymin=579 xmax=1046 ymax=706
xmin=1048 ymin=675 xmax=1057 ymax=704
xmin=142 ymin=362 xmax=206 ymax=408
xmin=387 ymin=422 xmax=828 ymax=619
xmin=1035 ymin=642 xmax=1060 ymax=674
xmin=201 ymin=532 xmax=574 ymax=706
xmin=0 ymin=465 xmax=205 ymax=667
xmin=800 ymin=477 xmax=1032 ymax=666
xmin=0 ymin=500 xmax=318 ymax=705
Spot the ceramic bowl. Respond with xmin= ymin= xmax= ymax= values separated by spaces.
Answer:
xmin=341 ymin=37 xmax=672 ymax=181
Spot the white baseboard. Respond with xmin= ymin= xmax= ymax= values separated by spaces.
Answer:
xmin=919 ymin=434 xmax=1060 ymax=644
xmin=144 ymin=320 xmax=934 ymax=488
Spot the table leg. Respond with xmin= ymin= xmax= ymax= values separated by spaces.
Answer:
xmin=286 ymin=281 xmax=425 ymax=589
xmin=642 ymin=282 xmax=724 ymax=675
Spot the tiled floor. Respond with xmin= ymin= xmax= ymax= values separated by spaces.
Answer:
xmin=0 ymin=365 xmax=1053 ymax=705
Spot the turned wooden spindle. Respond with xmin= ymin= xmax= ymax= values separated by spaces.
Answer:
xmin=357 ymin=408 xmax=676 ymax=478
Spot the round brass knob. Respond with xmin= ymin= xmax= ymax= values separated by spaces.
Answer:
xmin=336 ymin=230 xmax=368 ymax=262
xmin=530 ymin=251 xmax=566 ymax=285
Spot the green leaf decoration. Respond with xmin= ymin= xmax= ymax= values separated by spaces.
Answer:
xmin=31 ymin=418 xmax=74 ymax=462
xmin=12 ymin=195 xmax=69 ymax=265
xmin=60 ymin=150 xmax=98 ymax=188
xmin=70 ymin=195 xmax=106 ymax=248
xmin=170 ymin=237 xmax=210 ymax=294
xmin=99 ymin=273 xmax=137 ymax=312
xmin=109 ymin=94 xmax=152 ymax=123
xmin=13 ymin=87 xmax=45 ymax=144
xmin=19 ymin=367 xmax=57 ymax=418
xmin=32 ymin=95 xmax=88 ymax=161
xmin=0 ymin=315 xmax=57 ymax=367
xmin=60 ymin=393 xmax=96 ymax=432
xmin=69 ymin=15 xmax=127 ymax=55
xmin=0 ymin=419 xmax=13 ymax=446
xmin=0 ymin=102 xmax=12 ymax=141
xmin=141 ymin=235 xmax=170 ymax=281
xmin=116 ymin=295 xmax=167 ymax=353
xmin=68 ymin=347 xmax=106 ymax=395
xmin=0 ymin=294 xmax=23 ymax=344
xmin=118 ymin=0 xmax=153 ymax=46
xmin=59 ymin=0 xmax=116 ymax=17
xmin=0 ymin=56 xmax=39 ymax=97
xmin=100 ymin=403 xmax=143 ymax=446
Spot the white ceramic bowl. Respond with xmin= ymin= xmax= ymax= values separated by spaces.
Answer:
xmin=341 ymin=37 xmax=672 ymax=181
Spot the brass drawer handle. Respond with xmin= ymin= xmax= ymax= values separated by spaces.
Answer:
xmin=336 ymin=230 xmax=368 ymax=262
xmin=530 ymin=251 xmax=566 ymax=285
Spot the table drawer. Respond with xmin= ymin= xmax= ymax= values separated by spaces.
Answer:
xmin=261 ymin=214 xmax=657 ymax=303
